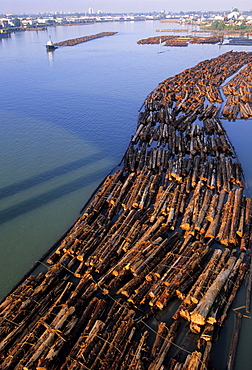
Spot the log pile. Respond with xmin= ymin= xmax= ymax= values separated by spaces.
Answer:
xmin=156 ymin=29 xmax=189 ymax=32
xmin=165 ymin=38 xmax=189 ymax=47
xmin=222 ymin=62 xmax=252 ymax=120
xmin=137 ymin=35 xmax=177 ymax=45
xmin=189 ymin=36 xmax=223 ymax=44
xmin=1 ymin=51 xmax=252 ymax=369
xmin=137 ymin=35 xmax=222 ymax=46
xmin=54 ymin=32 xmax=117 ymax=47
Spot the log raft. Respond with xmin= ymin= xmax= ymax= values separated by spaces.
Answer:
xmin=1 ymin=50 xmax=252 ymax=369
xmin=137 ymin=35 xmax=222 ymax=47
xmin=54 ymin=32 xmax=117 ymax=47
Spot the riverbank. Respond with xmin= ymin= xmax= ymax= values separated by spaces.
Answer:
xmin=0 ymin=50 xmax=251 ymax=369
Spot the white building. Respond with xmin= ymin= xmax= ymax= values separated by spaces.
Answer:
xmin=227 ymin=11 xmax=239 ymax=20
xmin=88 ymin=7 xmax=95 ymax=15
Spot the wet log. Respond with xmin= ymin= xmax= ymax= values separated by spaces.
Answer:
xmin=130 ymin=236 xmax=179 ymax=277
xmin=226 ymin=312 xmax=243 ymax=370
xmin=153 ymin=243 xmax=210 ymax=310
xmin=128 ymin=277 xmax=155 ymax=306
xmin=150 ymin=322 xmax=168 ymax=359
xmin=216 ymin=190 xmax=235 ymax=246
xmin=76 ymin=319 xmax=105 ymax=362
xmin=36 ymin=315 xmax=78 ymax=369
xmin=194 ymin=189 xmax=213 ymax=231
xmin=241 ymin=197 xmax=252 ymax=250
xmin=86 ymin=304 xmax=130 ymax=367
xmin=219 ymin=261 xmax=247 ymax=325
xmin=0 ymin=286 xmax=68 ymax=364
xmin=184 ymin=350 xmax=202 ymax=370
xmin=180 ymin=181 xmax=203 ymax=230
xmin=171 ymin=184 xmax=186 ymax=230
xmin=100 ymin=327 xmax=136 ymax=370
xmin=138 ymin=216 xmax=166 ymax=244
xmin=246 ymin=255 xmax=252 ymax=313
xmin=148 ymin=320 xmax=180 ymax=370
xmin=228 ymin=187 xmax=243 ymax=244
xmin=190 ymin=256 xmax=237 ymax=326
xmin=120 ymin=341 xmax=139 ymax=370
xmin=147 ymin=236 xmax=182 ymax=280
xmin=205 ymin=190 xmax=226 ymax=239
xmin=177 ymin=249 xmax=222 ymax=321
xmin=21 ymin=305 xmax=75 ymax=367
xmin=147 ymin=240 xmax=195 ymax=303
xmin=91 ymin=170 xmax=123 ymax=214
xmin=236 ymin=196 xmax=246 ymax=238
xmin=150 ymin=183 xmax=174 ymax=223
xmin=97 ymin=311 xmax=136 ymax=370
xmin=125 ymin=330 xmax=149 ymax=369
xmin=191 ymin=186 xmax=206 ymax=226
xmin=166 ymin=185 xmax=181 ymax=222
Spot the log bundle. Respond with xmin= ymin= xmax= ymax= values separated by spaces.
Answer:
xmin=137 ymin=35 xmax=222 ymax=47
xmin=54 ymin=32 xmax=117 ymax=47
xmin=222 ymin=62 xmax=252 ymax=120
xmin=137 ymin=35 xmax=178 ymax=44
xmin=1 ymin=51 xmax=252 ymax=369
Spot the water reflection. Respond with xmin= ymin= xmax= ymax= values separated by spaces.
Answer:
xmin=0 ymin=35 xmax=11 ymax=48
xmin=46 ymin=50 xmax=54 ymax=66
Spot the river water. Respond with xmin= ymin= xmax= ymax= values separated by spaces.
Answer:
xmin=1 ymin=20 xmax=252 ymax=369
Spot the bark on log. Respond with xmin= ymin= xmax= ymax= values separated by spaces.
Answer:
xmin=190 ymin=256 xmax=237 ymax=326
xmin=148 ymin=320 xmax=180 ymax=370
xmin=226 ymin=312 xmax=243 ymax=370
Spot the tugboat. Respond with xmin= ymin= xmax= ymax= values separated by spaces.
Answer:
xmin=46 ymin=36 xmax=58 ymax=51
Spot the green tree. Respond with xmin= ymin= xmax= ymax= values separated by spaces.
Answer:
xmin=13 ymin=18 xmax=21 ymax=27
xmin=211 ymin=20 xmax=226 ymax=30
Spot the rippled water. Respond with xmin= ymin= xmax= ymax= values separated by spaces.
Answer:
xmin=1 ymin=20 xmax=252 ymax=369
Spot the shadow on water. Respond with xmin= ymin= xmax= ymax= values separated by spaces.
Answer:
xmin=0 ymin=154 xmax=102 ymax=201
xmin=0 ymin=164 xmax=112 ymax=225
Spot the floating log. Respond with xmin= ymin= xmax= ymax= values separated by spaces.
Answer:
xmin=190 ymin=256 xmax=236 ymax=326
xmin=226 ymin=312 xmax=243 ymax=370
xmin=246 ymin=254 xmax=252 ymax=313
xmin=148 ymin=320 xmax=180 ymax=370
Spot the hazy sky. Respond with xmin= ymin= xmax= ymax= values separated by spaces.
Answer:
xmin=0 ymin=0 xmax=250 ymax=14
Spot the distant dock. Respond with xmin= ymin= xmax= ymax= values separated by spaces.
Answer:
xmin=156 ymin=28 xmax=188 ymax=32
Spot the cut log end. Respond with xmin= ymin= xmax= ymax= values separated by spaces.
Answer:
xmin=180 ymin=309 xmax=191 ymax=321
xmin=190 ymin=323 xmax=202 ymax=333
xmin=180 ymin=223 xmax=191 ymax=231
xmin=206 ymin=316 xmax=217 ymax=325
xmin=156 ymin=301 xmax=164 ymax=309
xmin=190 ymin=312 xmax=205 ymax=326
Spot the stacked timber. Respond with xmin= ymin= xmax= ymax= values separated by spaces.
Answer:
xmin=156 ymin=29 xmax=189 ymax=32
xmin=164 ymin=38 xmax=189 ymax=47
xmin=137 ymin=35 xmax=177 ymax=44
xmin=138 ymin=35 xmax=222 ymax=46
xmin=222 ymin=62 xmax=252 ymax=120
xmin=1 ymin=51 xmax=252 ymax=370
xmin=54 ymin=32 xmax=117 ymax=47
xmin=189 ymin=36 xmax=222 ymax=44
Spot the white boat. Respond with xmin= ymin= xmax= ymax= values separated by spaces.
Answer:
xmin=46 ymin=36 xmax=58 ymax=51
